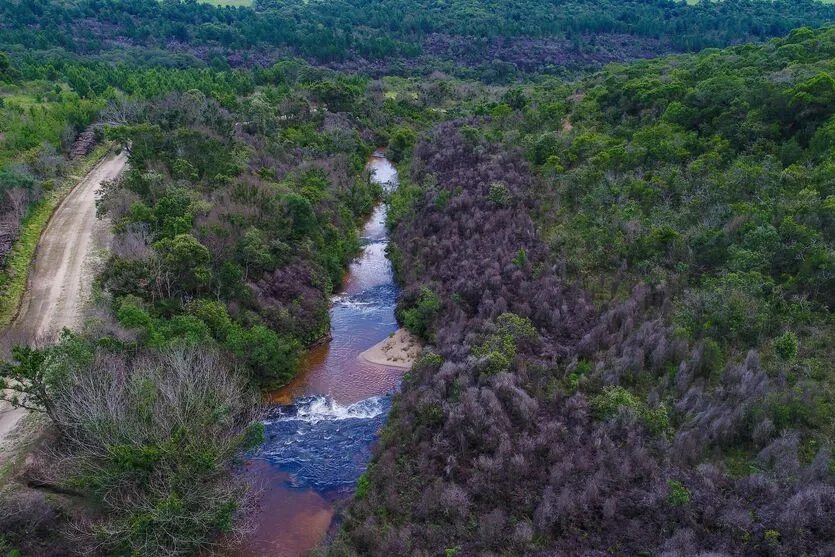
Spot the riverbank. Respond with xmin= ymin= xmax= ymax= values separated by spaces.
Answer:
xmin=229 ymin=153 xmax=409 ymax=556
xmin=358 ymin=328 xmax=420 ymax=369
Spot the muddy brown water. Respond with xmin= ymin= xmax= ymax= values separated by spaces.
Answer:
xmin=229 ymin=153 xmax=405 ymax=556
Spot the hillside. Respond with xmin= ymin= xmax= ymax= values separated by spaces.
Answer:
xmin=328 ymin=26 xmax=835 ymax=556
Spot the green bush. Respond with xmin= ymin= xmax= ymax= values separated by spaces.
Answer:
xmin=5 ymin=344 xmax=262 ymax=556
xmin=416 ymin=351 xmax=444 ymax=370
xmin=478 ymin=351 xmax=511 ymax=375
xmin=667 ymin=479 xmax=691 ymax=507
xmin=472 ymin=313 xmax=538 ymax=362
xmin=225 ymin=324 xmax=301 ymax=385
xmin=676 ymin=272 xmax=774 ymax=346
xmin=355 ymin=471 xmax=371 ymax=501
xmin=774 ymin=331 xmax=799 ymax=361
xmin=487 ymin=182 xmax=512 ymax=207
xmin=590 ymin=386 xmax=669 ymax=433
xmin=388 ymin=127 xmax=416 ymax=162
xmin=400 ymin=287 xmax=442 ymax=341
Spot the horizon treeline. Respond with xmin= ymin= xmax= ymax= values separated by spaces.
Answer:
xmin=1 ymin=0 xmax=834 ymax=77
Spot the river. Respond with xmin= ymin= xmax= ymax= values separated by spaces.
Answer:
xmin=230 ymin=152 xmax=404 ymax=556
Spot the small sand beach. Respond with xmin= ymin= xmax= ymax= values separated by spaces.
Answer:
xmin=358 ymin=328 xmax=421 ymax=369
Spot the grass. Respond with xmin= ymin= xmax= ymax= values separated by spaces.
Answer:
xmin=0 ymin=144 xmax=110 ymax=329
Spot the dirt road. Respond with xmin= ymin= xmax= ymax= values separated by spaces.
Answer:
xmin=0 ymin=151 xmax=127 ymax=455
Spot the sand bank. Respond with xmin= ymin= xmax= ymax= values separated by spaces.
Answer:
xmin=358 ymin=329 xmax=421 ymax=369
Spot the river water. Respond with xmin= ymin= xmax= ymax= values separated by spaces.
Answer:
xmin=231 ymin=153 xmax=404 ymax=556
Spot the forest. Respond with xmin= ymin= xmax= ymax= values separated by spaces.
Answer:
xmin=328 ymin=25 xmax=835 ymax=556
xmin=0 ymin=46 xmax=458 ymax=555
xmin=2 ymin=0 xmax=835 ymax=77
xmin=0 ymin=0 xmax=834 ymax=555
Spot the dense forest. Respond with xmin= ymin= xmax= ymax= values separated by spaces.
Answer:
xmin=0 ymin=51 xmax=456 ymax=555
xmin=2 ymin=0 xmax=835 ymax=77
xmin=97 ymin=71 xmax=382 ymax=386
xmin=1 ymin=0 xmax=834 ymax=555
xmin=327 ymin=25 xmax=835 ymax=555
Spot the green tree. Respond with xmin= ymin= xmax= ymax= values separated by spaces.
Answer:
xmin=286 ymin=193 xmax=318 ymax=240
xmin=388 ymin=127 xmax=416 ymax=163
xmin=225 ymin=324 xmax=301 ymax=384
xmin=0 ymin=331 xmax=93 ymax=433
xmin=774 ymin=331 xmax=799 ymax=361
xmin=239 ymin=227 xmax=273 ymax=279
xmin=400 ymin=286 xmax=442 ymax=341
xmin=154 ymin=234 xmax=212 ymax=294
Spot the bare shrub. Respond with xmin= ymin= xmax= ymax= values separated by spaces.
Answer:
xmin=35 ymin=346 xmax=263 ymax=556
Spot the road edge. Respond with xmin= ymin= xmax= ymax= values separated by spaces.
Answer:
xmin=0 ymin=146 xmax=114 ymax=333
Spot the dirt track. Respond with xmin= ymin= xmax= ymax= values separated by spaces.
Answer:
xmin=0 ymin=151 xmax=127 ymax=454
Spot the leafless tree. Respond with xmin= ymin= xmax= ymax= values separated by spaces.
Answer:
xmin=33 ymin=347 xmax=263 ymax=556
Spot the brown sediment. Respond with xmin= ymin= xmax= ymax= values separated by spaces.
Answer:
xmin=228 ymin=461 xmax=335 ymax=557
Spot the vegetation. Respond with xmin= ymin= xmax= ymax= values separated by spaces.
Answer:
xmin=0 ymin=144 xmax=108 ymax=328
xmin=2 ymin=337 xmax=262 ymax=556
xmin=1 ymin=0 xmax=834 ymax=77
xmin=0 ymin=51 xmax=386 ymax=556
xmin=0 ymin=44 xmax=400 ymax=555
xmin=328 ymin=26 xmax=835 ymax=556
xmin=96 ymin=70 xmax=380 ymax=386
xmin=200 ymin=0 xmax=253 ymax=6
xmin=1 ymin=0 xmax=835 ymax=554
xmin=0 ymin=74 xmax=108 ymax=324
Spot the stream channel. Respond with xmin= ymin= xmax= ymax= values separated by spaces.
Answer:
xmin=232 ymin=152 xmax=405 ymax=556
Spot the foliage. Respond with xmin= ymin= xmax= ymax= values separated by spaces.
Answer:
xmin=487 ymin=182 xmax=512 ymax=207
xmin=590 ymin=386 xmax=669 ymax=433
xmin=0 ymin=330 xmax=93 ymax=428
xmin=330 ymin=27 xmax=835 ymax=557
xmin=48 ymin=346 xmax=262 ymax=556
xmin=774 ymin=331 xmax=799 ymax=361
xmin=2 ymin=0 xmax=834 ymax=75
xmin=472 ymin=313 xmax=538 ymax=363
xmin=3 ymin=7 xmax=835 ymax=556
xmin=398 ymin=286 xmax=441 ymax=342
xmin=97 ymin=84 xmax=379 ymax=384
xmin=0 ymin=145 xmax=108 ymax=328
xmin=667 ymin=480 xmax=691 ymax=507
xmin=387 ymin=127 xmax=416 ymax=163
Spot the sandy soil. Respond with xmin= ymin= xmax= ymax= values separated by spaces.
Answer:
xmin=358 ymin=328 xmax=421 ymax=369
xmin=0 ymin=151 xmax=126 ymax=459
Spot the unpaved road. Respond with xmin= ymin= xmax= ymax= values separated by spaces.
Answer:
xmin=0 ymin=151 xmax=127 ymax=455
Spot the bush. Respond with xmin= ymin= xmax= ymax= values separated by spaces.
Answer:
xmin=472 ymin=313 xmax=538 ymax=362
xmin=676 ymin=272 xmax=774 ymax=346
xmin=225 ymin=324 xmax=301 ymax=385
xmin=355 ymin=471 xmax=371 ymax=501
xmin=48 ymin=347 xmax=262 ymax=556
xmin=388 ymin=127 xmax=416 ymax=163
xmin=487 ymin=182 xmax=512 ymax=207
xmin=667 ymin=480 xmax=691 ymax=507
xmin=400 ymin=286 xmax=442 ymax=341
xmin=774 ymin=331 xmax=798 ymax=361
xmin=478 ymin=350 xmax=511 ymax=375
xmin=590 ymin=386 xmax=669 ymax=433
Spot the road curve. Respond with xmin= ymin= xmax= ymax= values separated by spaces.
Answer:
xmin=0 ymin=150 xmax=127 ymax=454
